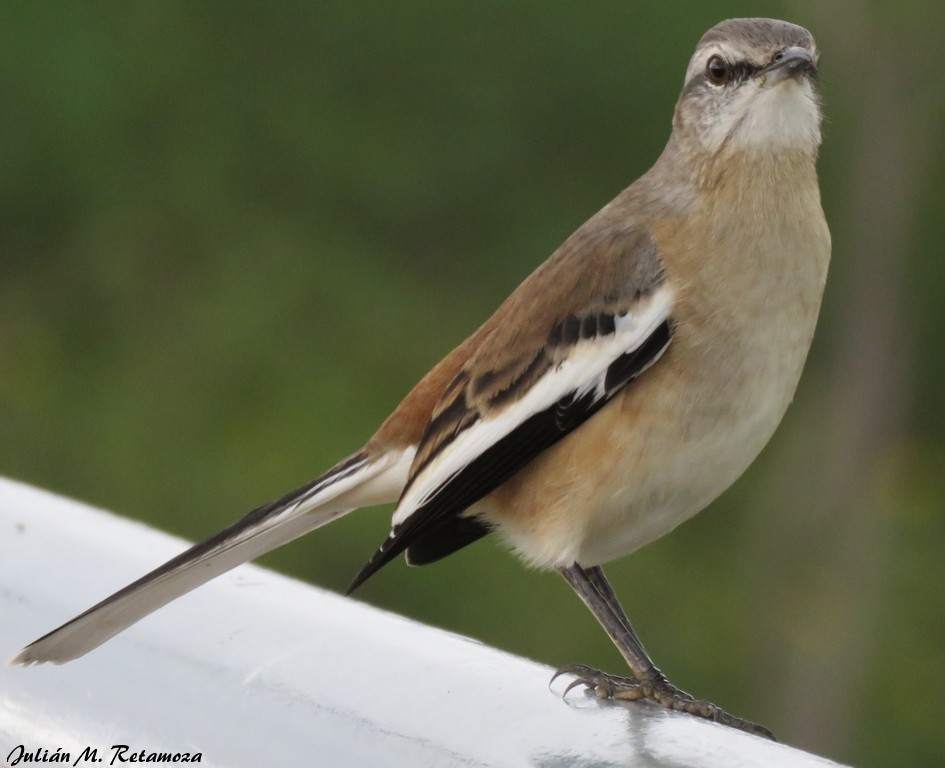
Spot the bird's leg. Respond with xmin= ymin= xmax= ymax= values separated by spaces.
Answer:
xmin=555 ymin=563 xmax=775 ymax=740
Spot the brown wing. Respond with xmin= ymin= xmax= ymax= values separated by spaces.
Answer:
xmin=347 ymin=217 xmax=671 ymax=591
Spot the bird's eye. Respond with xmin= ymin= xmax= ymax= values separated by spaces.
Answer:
xmin=706 ymin=55 xmax=729 ymax=85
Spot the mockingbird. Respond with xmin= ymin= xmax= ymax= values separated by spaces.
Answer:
xmin=13 ymin=17 xmax=830 ymax=739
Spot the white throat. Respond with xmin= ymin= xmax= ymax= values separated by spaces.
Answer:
xmin=720 ymin=78 xmax=821 ymax=154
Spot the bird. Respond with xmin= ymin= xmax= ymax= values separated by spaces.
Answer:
xmin=12 ymin=17 xmax=829 ymax=739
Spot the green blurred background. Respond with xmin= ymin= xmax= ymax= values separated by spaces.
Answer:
xmin=2 ymin=2 xmax=944 ymax=765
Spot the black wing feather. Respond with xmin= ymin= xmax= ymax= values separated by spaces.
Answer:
xmin=347 ymin=320 xmax=671 ymax=592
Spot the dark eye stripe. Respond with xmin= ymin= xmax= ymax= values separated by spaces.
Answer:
xmin=704 ymin=60 xmax=761 ymax=86
xmin=683 ymin=59 xmax=762 ymax=96
xmin=727 ymin=61 xmax=761 ymax=83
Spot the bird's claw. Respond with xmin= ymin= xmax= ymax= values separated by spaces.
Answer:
xmin=552 ymin=664 xmax=776 ymax=741
xmin=553 ymin=663 xmax=640 ymax=699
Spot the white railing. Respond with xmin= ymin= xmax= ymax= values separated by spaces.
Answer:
xmin=0 ymin=477 xmax=847 ymax=767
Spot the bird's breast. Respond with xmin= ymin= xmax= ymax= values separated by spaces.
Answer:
xmin=485 ymin=177 xmax=829 ymax=569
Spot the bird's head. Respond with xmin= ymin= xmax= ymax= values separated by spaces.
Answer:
xmin=672 ymin=18 xmax=821 ymax=158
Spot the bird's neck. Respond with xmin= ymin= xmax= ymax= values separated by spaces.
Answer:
xmin=653 ymin=133 xmax=820 ymax=196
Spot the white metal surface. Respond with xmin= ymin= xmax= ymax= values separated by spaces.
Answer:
xmin=0 ymin=477 xmax=846 ymax=767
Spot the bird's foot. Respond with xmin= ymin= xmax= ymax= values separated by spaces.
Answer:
xmin=552 ymin=664 xmax=775 ymax=740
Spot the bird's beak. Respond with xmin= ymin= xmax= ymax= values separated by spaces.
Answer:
xmin=756 ymin=46 xmax=816 ymax=85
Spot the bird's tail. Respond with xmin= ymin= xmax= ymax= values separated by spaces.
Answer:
xmin=10 ymin=448 xmax=408 ymax=666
